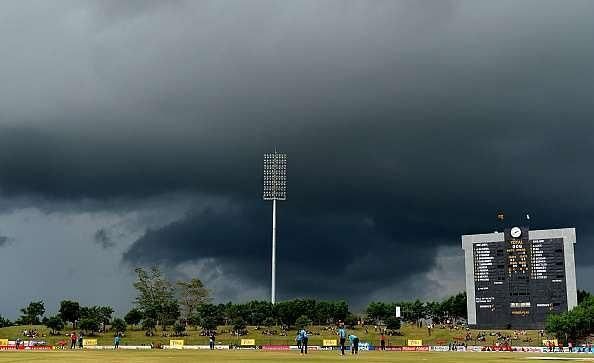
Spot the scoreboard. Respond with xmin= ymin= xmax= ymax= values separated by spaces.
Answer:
xmin=463 ymin=227 xmax=576 ymax=329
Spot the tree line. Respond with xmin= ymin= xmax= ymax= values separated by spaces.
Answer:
xmin=130 ymin=267 xmax=352 ymax=333
xmin=3 ymin=270 xmax=592 ymax=343
xmin=365 ymin=293 xmax=467 ymax=325
xmin=0 ymin=266 xmax=468 ymax=336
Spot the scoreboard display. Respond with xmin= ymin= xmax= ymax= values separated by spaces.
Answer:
xmin=472 ymin=227 xmax=568 ymax=329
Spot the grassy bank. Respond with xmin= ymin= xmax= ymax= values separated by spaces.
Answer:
xmin=0 ymin=351 xmax=584 ymax=363
xmin=0 ymin=323 xmax=548 ymax=347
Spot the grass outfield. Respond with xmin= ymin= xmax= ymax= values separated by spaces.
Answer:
xmin=0 ymin=351 xmax=590 ymax=363
xmin=0 ymin=324 xmax=549 ymax=347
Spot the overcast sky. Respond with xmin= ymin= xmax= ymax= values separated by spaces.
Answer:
xmin=1 ymin=0 xmax=594 ymax=319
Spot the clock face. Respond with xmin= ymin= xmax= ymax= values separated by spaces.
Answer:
xmin=511 ymin=227 xmax=522 ymax=238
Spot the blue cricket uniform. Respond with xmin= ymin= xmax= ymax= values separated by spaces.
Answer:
xmin=349 ymin=334 xmax=359 ymax=355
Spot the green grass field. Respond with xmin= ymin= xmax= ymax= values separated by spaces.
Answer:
xmin=0 ymin=324 xmax=548 ymax=347
xmin=0 ymin=351 xmax=590 ymax=363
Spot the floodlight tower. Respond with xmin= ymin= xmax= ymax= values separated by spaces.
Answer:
xmin=263 ymin=151 xmax=287 ymax=304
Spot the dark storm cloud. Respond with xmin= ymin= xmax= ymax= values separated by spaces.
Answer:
xmin=0 ymin=235 xmax=11 ymax=248
xmin=94 ymin=228 xmax=115 ymax=249
xmin=1 ymin=1 xmax=594 ymax=303
xmin=123 ymin=204 xmax=438 ymax=304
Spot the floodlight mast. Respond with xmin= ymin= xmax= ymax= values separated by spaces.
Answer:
xmin=263 ymin=151 xmax=286 ymax=304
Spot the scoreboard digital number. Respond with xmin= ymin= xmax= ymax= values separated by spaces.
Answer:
xmin=473 ymin=227 xmax=567 ymax=329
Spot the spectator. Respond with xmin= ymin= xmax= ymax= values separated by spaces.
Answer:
xmin=70 ymin=332 xmax=77 ymax=349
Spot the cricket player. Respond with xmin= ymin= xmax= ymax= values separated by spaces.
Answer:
xmin=349 ymin=334 xmax=359 ymax=355
xmin=338 ymin=324 xmax=347 ymax=355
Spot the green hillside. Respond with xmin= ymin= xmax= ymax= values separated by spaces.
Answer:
xmin=0 ymin=323 xmax=549 ymax=347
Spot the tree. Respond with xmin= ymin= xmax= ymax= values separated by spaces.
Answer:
xmin=578 ymin=289 xmax=592 ymax=305
xmin=59 ymin=300 xmax=80 ymax=328
xmin=426 ymin=301 xmax=444 ymax=322
xmin=112 ymin=318 xmax=127 ymax=333
xmin=332 ymin=301 xmax=349 ymax=323
xmin=263 ymin=317 xmax=276 ymax=328
xmin=295 ymin=315 xmax=311 ymax=330
xmin=366 ymin=302 xmax=391 ymax=324
xmin=385 ymin=316 xmax=401 ymax=331
xmin=314 ymin=301 xmax=334 ymax=325
xmin=200 ymin=316 xmax=218 ymax=332
xmin=133 ymin=266 xmax=178 ymax=328
xmin=79 ymin=318 xmax=100 ymax=335
xmin=224 ymin=302 xmax=246 ymax=323
xmin=0 ymin=315 xmax=11 ymax=328
xmin=274 ymin=300 xmax=310 ymax=328
xmin=195 ymin=304 xmax=224 ymax=326
xmin=445 ymin=292 xmax=467 ymax=320
xmin=547 ymin=313 xmax=570 ymax=343
xmin=176 ymin=278 xmax=210 ymax=322
xmin=173 ymin=321 xmax=186 ymax=336
xmin=546 ymin=295 xmax=594 ymax=342
xmin=80 ymin=306 xmax=113 ymax=325
xmin=344 ymin=313 xmax=358 ymax=328
xmin=161 ymin=300 xmax=181 ymax=331
xmin=245 ymin=300 xmax=272 ymax=326
xmin=45 ymin=315 xmax=64 ymax=335
xmin=232 ymin=317 xmax=247 ymax=334
xmin=124 ymin=308 xmax=143 ymax=326
xmin=98 ymin=306 xmax=114 ymax=325
xmin=142 ymin=318 xmax=156 ymax=334
xmin=19 ymin=300 xmax=45 ymax=325
xmin=409 ymin=300 xmax=426 ymax=322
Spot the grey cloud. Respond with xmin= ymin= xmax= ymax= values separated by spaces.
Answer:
xmin=94 ymin=228 xmax=115 ymax=249
xmin=0 ymin=194 xmax=202 ymax=319
xmin=0 ymin=0 xmax=594 ymax=307
xmin=122 ymin=204 xmax=439 ymax=306
xmin=0 ymin=235 xmax=11 ymax=247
